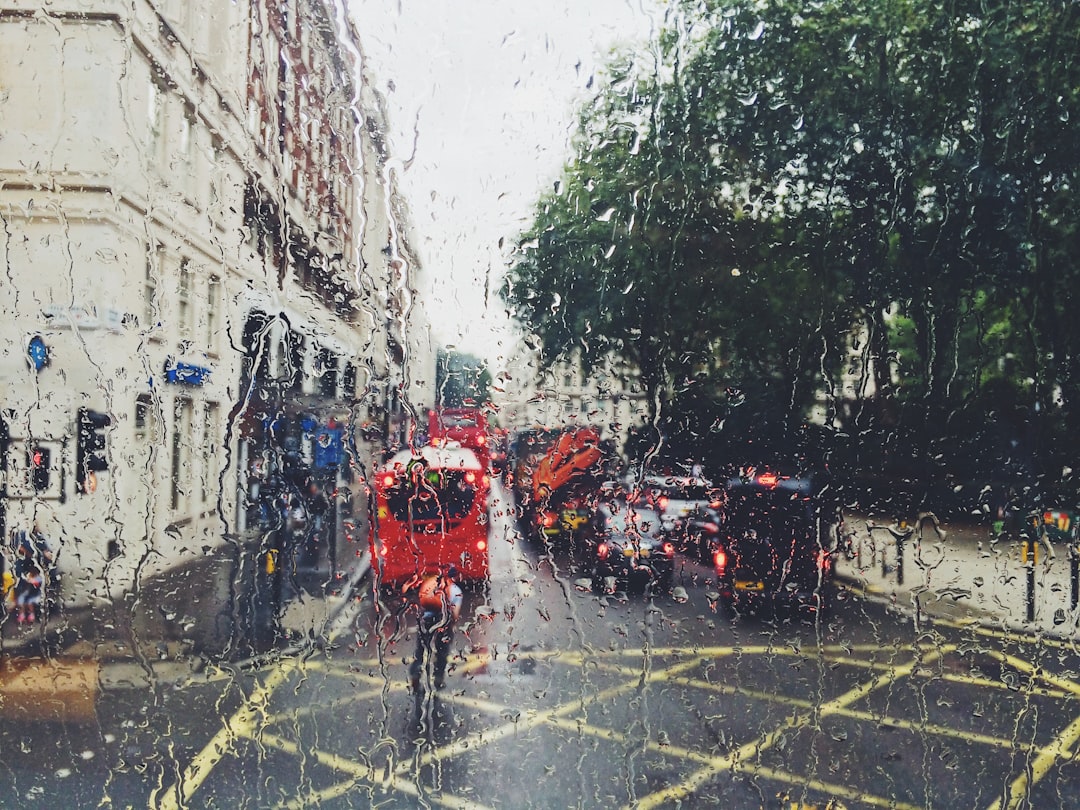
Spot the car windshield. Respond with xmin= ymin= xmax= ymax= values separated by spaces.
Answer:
xmin=671 ymin=485 xmax=709 ymax=501
xmin=604 ymin=506 xmax=660 ymax=537
xmin=5 ymin=0 xmax=1079 ymax=807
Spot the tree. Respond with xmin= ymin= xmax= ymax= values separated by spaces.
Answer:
xmin=436 ymin=349 xmax=492 ymax=409
xmin=505 ymin=0 xmax=1080 ymax=494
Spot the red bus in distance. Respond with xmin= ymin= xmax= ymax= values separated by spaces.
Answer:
xmin=428 ymin=407 xmax=491 ymax=467
xmin=370 ymin=444 xmax=491 ymax=587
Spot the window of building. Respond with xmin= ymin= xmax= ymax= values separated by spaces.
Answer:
xmin=178 ymin=259 xmax=193 ymax=340
xmin=201 ymin=402 xmax=219 ymax=504
xmin=135 ymin=394 xmax=158 ymax=445
xmin=144 ymin=243 xmax=161 ymax=333
xmin=205 ymin=275 xmax=221 ymax=355
xmin=170 ymin=397 xmax=193 ymax=512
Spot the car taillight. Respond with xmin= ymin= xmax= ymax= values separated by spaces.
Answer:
xmin=714 ymin=549 xmax=727 ymax=572
xmin=704 ymin=522 xmax=719 ymax=534
xmin=379 ymin=545 xmax=388 ymax=557
xmin=477 ymin=435 xmax=487 ymax=446
xmin=465 ymin=471 xmax=477 ymax=484
xmin=597 ymin=543 xmax=609 ymax=559
xmin=381 ymin=473 xmax=395 ymax=487
xmin=662 ymin=542 xmax=675 ymax=557
xmin=817 ymin=549 xmax=830 ymax=570
xmin=477 ymin=539 xmax=487 ymax=551
xmin=658 ymin=496 xmax=669 ymax=509
xmin=541 ymin=512 xmax=557 ymax=527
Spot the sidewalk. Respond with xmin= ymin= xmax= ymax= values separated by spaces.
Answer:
xmin=836 ymin=512 xmax=1080 ymax=639
xmin=0 ymin=532 xmax=371 ymax=667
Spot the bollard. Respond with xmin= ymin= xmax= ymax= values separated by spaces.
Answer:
xmin=1072 ymin=544 xmax=1079 ymax=611
xmin=889 ymin=519 xmax=913 ymax=587
xmin=1022 ymin=539 xmax=1037 ymax=623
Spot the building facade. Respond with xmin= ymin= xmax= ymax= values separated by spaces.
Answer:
xmin=496 ymin=343 xmax=648 ymax=457
xmin=0 ymin=0 xmax=433 ymax=608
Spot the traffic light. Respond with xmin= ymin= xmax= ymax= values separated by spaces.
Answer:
xmin=28 ymin=446 xmax=50 ymax=492
xmin=77 ymin=408 xmax=110 ymax=493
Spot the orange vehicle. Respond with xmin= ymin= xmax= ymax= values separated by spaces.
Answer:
xmin=428 ymin=407 xmax=491 ymax=467
xmin=529 ymin=427 xmax=606 ymax=541
xmin=370 ymin=444 xmax=491 ymax=587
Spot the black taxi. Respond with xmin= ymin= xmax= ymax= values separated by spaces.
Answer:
xmin=712 ymin=470 xmax=840 ymax=617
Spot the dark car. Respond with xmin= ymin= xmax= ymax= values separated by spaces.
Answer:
xmin=712 ymin=471 xmax=840 ymax=616
xmin=589 ymin=502 xmax=674 ymax=595
xmin=683 ymin=504 xmax=723 ymax=564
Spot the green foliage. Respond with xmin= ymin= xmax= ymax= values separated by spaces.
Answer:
xmin=505 ymin=0 xmax=1080 ymax=490
xmin=436 ymin=349 xmax=492 ymax=408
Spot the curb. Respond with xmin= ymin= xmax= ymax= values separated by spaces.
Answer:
xmin=834 ymin=570 xmax=1080 ymax=644
xmin=224 ymin=551 xmax=372 ymax=672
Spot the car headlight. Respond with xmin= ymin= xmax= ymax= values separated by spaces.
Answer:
xmin=639 ymin=547 xmax=650 ymax=557
xmin=622 ymin=546 xmax=635 ymax=558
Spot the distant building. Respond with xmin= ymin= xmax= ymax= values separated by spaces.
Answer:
xmin=0 ymin=0 xmax=433 ymax=606
xmin=496 ymin=343 xmax=647 ymax=456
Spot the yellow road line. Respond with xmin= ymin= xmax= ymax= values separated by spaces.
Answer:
xmin=337 ymin=642 xmax=928 ymax=676
xmin=631 ymin=647 xmax=949 ymax=810
xmin=263 ymin=686 xmax=388 ymax=725
xmin=984 ymin=649 xmax=1080 ymax=699
xmin=256 ymin=732 xmax=495 ymax=810
xmin=988 ymin=712 xmax=1080 ymax=810
xmin=931 ymin=614 xmax=1080 ymax=652
xmin=152 ymin=659 xmax=299 ymax=810
xmin=287 ymin=660 xmax=708 ymax=807
xmin=980 ymin=649 xmax=1080 ymax=810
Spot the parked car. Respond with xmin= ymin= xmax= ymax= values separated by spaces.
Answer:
xmin=712 ymin=471 xmax=840 ymax=617
xmin=589 ymin=502 xmax=675 ymax=595
xmin=683 ymin=504 xmax=723 ymax=564
xmin=633 ymin=475 xmax=716 ymax=536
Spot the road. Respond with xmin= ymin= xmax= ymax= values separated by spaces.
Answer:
xmin=3 ymin=481 xmax=1080 ymax=808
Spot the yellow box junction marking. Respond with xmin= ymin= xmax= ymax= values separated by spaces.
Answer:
xmin=155 ymin=630 xmax=1080 ymax=810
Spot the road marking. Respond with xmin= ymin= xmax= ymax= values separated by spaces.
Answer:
xmin=301 ymin=656 xmax=710 ymax=805
xmin=988 ymin=712 xmax=1080 ymax=810
xmin=630 ymin=647 xmax=948 ymax=810
xmin=154 ymin=574 xmax=364 ymax=810
xmin=980 ymin=649 xmax=1080 ymax=809
xmin=161 ymin=597 xmax=1080 ymax=810
xmin=263 ymin=686 xmax=388 ymax=724
xmin=257 ymin=732 xmax=495 ymax=810
xmin=152 ymin=658 xmax=299 ymax=810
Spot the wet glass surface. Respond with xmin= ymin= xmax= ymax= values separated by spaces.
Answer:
xmin=3 ymin=0 xmax=1080 ymax=807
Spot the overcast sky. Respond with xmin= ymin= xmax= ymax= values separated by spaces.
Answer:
xmin=348 ymin=0 xmax=664 ymax=365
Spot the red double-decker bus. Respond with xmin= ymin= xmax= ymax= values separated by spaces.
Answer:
xmin=428 ymin=407 xmax=491 ymax=466
xmin=369 ymin=444 xmax=491 ymax=587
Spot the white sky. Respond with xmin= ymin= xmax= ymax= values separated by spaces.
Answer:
xmin=348 ymin=0 xmax=664 ymax=365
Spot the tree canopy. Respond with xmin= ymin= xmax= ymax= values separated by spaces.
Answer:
xmin=504 ymin=0 xmax=1080 ymax=502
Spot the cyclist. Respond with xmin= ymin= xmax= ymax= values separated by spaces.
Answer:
xmin=408 ymin=566 xmax=463 ymax=692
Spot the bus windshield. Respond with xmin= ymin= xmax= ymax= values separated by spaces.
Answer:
xmin=386 ymin=470 xmax=477 ymax=522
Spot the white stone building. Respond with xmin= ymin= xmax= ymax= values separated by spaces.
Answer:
xmin=0 ymin=0 xmax=434 ymax=608
xmin=496 ymin=342 xmax=648 ymax=457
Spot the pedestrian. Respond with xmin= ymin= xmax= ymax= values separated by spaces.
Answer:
xmin=12 ymin=526 xmax=55 ymax=623
xmin=409 ymin=566 xmax=463 ymax=692
xmin=14 ymin=561 xmax=43 ymax=624
xmin=302 ymin=482 xmax=329 ymax=568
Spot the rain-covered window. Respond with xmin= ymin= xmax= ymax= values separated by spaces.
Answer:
xmin=3 ymin=0 xmax=1080 ymax=808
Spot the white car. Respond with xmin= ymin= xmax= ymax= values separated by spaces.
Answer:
xmin=637 ymin=476 xmax=716 ymax=534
